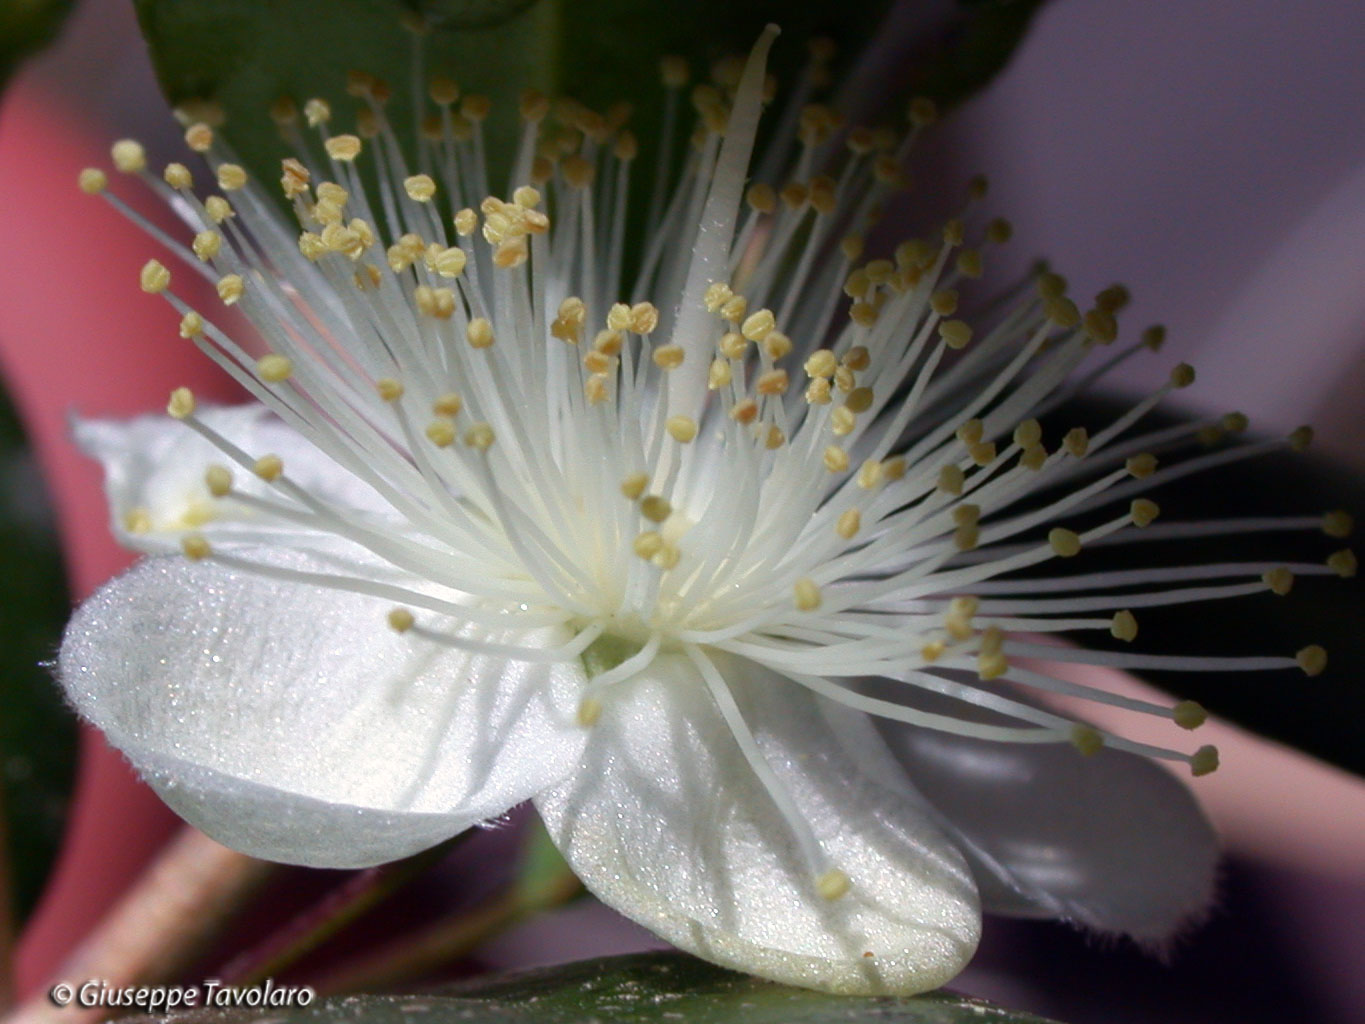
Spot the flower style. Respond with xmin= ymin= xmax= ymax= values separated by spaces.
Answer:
xmin=58 ymin=26 xmax=1354 ymax=995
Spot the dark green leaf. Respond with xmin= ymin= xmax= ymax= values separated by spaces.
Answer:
xmin=0 ymin=392 xmax=75 ymax=924
xmin=1044 ymin=395 xmax=1365 ymax=776
xmin=0 ymin=0 xmax=77 ymax=90
xmin=133 ymin=952 xmax=1066 ymax=1023
xmin=135 ymin=0 xmax=1052 ymax=194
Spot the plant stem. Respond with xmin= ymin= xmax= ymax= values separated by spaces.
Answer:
xmin=314 ymin=866 xmax=582 ymax=995
xmin=219 ymin=834 xmax=466 ymax=986
xmin=2 ymin=827 xmax=272 ymax=1024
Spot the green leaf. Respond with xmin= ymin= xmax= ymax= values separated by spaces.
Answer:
xmin=1045 ymin=395 xmax=1365 ymax=777
xmin=0 ymin=0 xmax=77 ymax=90
xmin=133 ymin=952 xmax=1067 ymax=1023
xmin=0 ymin=392 xmax=75 ymax=925
xmin=134 ymin=0 xmax=1050 ymax=194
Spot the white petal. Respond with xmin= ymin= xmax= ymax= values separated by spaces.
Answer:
xmin=535 ymin=653 xmax=980 ymax=995
xmin=59 ymin=549 xmax=588 ymax=868
xmin=875 ymin=719 xmax=1218 ymax=943
xmin=72 ymin=403 xmax=394 ymax=553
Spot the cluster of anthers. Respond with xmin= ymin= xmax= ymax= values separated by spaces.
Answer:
xmin=78 ymin=25 xmax=1352 ymax=902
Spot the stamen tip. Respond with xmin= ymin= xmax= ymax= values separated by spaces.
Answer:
xmin=1296 ymin=644 xmax=1328 ymax=677
xmin=387 ymin=608 xmax=415 ymax=633
xmin=1190 ymin=744 xmax=1219 ymax=777
xmin=816 ymin=868 xmax=850 ymax=901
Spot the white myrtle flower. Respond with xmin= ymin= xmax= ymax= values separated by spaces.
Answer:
xmin=59 ymin=25 xmax=1354 ymax=996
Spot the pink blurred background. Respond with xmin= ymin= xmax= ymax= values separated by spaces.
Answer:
xmin=1 ymin=0 xmax=1363 ymax=1020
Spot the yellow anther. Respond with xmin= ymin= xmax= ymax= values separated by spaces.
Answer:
xmin=839 ymin=348 xmax=869 ymax=375
xmin=925 ymin=292 xmax=958 ymax=320
xmin=920 ymin=641 xmax=945 ymax=663
xmin=322 ymin=136 xmax=361 ymax=164
xmin=374 ymin=378 xmax=403 ymax=403
xmin=1297 ymin=644 xmax=1328 ymax=676
xmin=703 ymin=282 xmax=734 ymax=313
xmin=746 ymin=182 xmax=777 ymax=214
xmin=764 ymin=425 xmax=786 ymax=450
xmin=941 ymin=219 xmax=965 ymax=247
xmin=583 ymin=374 xmax=609 ymax=405
xmin=763 ymin=331 xmax=793 ymax=361
xmin=255 ymin=354 xmax=292 ymax=383
xmin=849 ymin=302 xmax=879 ymax=328
xmin=741 ymin=308 xmax=776 ymax=342
xmin=163 ymin=162 xmax=193 ymax=189
xmin=180 ymin=121 xmax=214 ymax=153
xmin=1110 ymin=610 xmax=1138 ymax=642
xmin=204 ymin=465 xmax=233 ymax=497
xmin=1262 ymin=567 xmax=1295 ymax=595
xmin=178 ymin=311 xmax=204 ymax=339
xmin=954 ymin=523 xmax=980 ymax=551
xmin=1328 ymin=549 xmax=1358 ymax=578
xmin=1323 ymin=509 xmax=1354 ymax=538
xmin=933 ymin=318 xmax=971 ymax=350
xmin=1126 ymin=453 xmax=1158 ymax=478
xmin=1063 ymin=427 xmax=1089 ymax=457
xmin=986 ymin=217 xmax=1013 ymax=245
xmin=978 ymin=651 xmax=1008 ymax=680
xmin=717 ymin=332 xmax=747 ymax=361
xmin=464 ymin=423 xmax=495 ymax=451
xmin=384 ymin=607 xmax=415 ymax=634
xmin=968 ymin=441 xmax=996 ymax=467
xmin=181 ymin=533 xmax=211 ymax=561
xmin=1012 ymin=419 xmax=1042 ymax=449
xmin=794 ymin=577 xmax=822 ymax=611
xmin=1049 ymin=528 xmax=1082 ymax=557
xmin=730 ymin=398 xmax=759 ymax=425
xmin=1020 ymin=444 xmax=1048 ymax=471
xmin=952 ymin=504 xmax=981 ymax=528
xmin=1222 ymin=411 xmax=1249 ymax=433
xmin=561 ymin=154 xmax=595 ymax=188
xmin=123 ymin=507 xmax=152 ymax=534
xmin=466 ymin=318 xmax=495 ymax=349
xmin=253 ymin=454 xmax=284 ymax=481
xmin=212 ymin=164 xmax=246 ymax=193
xmin=399 ymin=173 xmax=435 ymax=202
xmin=937 ymin=464 xmax=964 ymax=496
xmin=424 ymin=418 xmax=456 ymax=448
xmin=300 ymin=233 xmax=328 ymax=261
xmin=604 ymin=303 xmax=631 ymax=331
xmin=583 ymin=351 xmax=613 ymax=376
xmin=1070 ymin=724 xmax=1104 ymax=757
xmin=167 ymin=387 xmax=196 ymax=420
xmin=907 ymin=96 xmax=937 ymax=127
xmin=460 ymin=94 xmax=491 ymax=122
xmin=78 ymin=168 xmax=108 ymax=194
xmin=756 ymin=369 xmax=789 ymax=395
xmin=652 ymin=345 xmax=686 ymax=370
xmin=139 ymin=260 xmax=171 ymax=294
xmin=1174 ymin=700 xmax=1208 ymax=731
xmin=111 ymin=139 xmax=146 ymax=173
xmin=1095 ymin=283 xmax=1130 ymax=313
xmin=1082 ymin=308 xmax=1118 ymax=344
xmin=191 ymin=230 xmax=222 ymax=262
xmin=840 ymin=236 xmax=865 ymax=262
xmin=836 ymin=508 xmax=861 ymax=539
xmin=1170 ymin=362 xmax=1196 ymax=388
xmin=666 ymin=416 xmax=698 ymax=443
xmin=1190 ymin=745 xmax=1219 ymax=777
xmin=627 ymin=302 xmax=659 ymax=335
xmin=1289 ymin=425 xmax=1314 ymax=451
xmin=216 ymin=274 xmax=245 ymax=305
xmin=651 ymin=542 xmax=681 ymax=570
xmin=804 ymin=378 xmax=832 ymax=405
xmin=955 ymin=419 xmax=983 ymax=446
xmin=700 ymin=358 xmax=729 ymax=391
xmin=823 ymin=445 xmax=849 ymax=473
xmin=428 ymin=75 xmax=459 ymax=106
xmin=453 ymin=208 xmax=478 ymax=236
xmin=641 ymin=496 xmax=672 ymax=523
xmin=720 ymin=295 xmax=748 ymax=323
xmin=956 ymin=249 xmax=983 ymax=279
xmin=804 ymin=349 xmax=838 ymax=380
xmin=816 ymin=868 xmax=850 ymax=901
xmin=849 ymin=462 xmax=881 ymax=494
xmin=576 ymin=696 xmax=603 ymax=728
xmin=297 ymin=98 xmax=330 ymax=129
xmin=840 ymin=387 xmax=872 ymax=416
xmin=620 ymin=472 xmax=649 ymax=501
xmin=633 ymin=531 xmax=664 ymax=559
xmin=1131 ymin=498 xmax=1160 ymax=527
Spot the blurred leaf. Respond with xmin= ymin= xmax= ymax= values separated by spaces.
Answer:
xmin=1045 ymin=395 xmax=1365 ymax=776
xmin=511 ymin=813 xmax=579 ymax=908
xmin=0 ymin=392 xmax=75 ymax=923
xmin=134 ymin=0 xmax=1054 ymax=193
xmin=133 ymin=952 xmax=1066 ymax=1022
xmin=0 ymin=0 xmax=77 ymax=89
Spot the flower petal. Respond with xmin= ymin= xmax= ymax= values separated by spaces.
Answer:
xmin=73 ymin=403 xmax=394 ymax=553
xmin=534 ymin=652 xmax=980 ymax=995
xmin=874 ymin=715 xmax=1218 ymax=943
xmin=59 ymin=549 xmax=588 ymax=868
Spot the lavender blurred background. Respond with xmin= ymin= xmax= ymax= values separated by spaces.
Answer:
xmin=1 ymin=1 xmax=1363 ymax=1021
